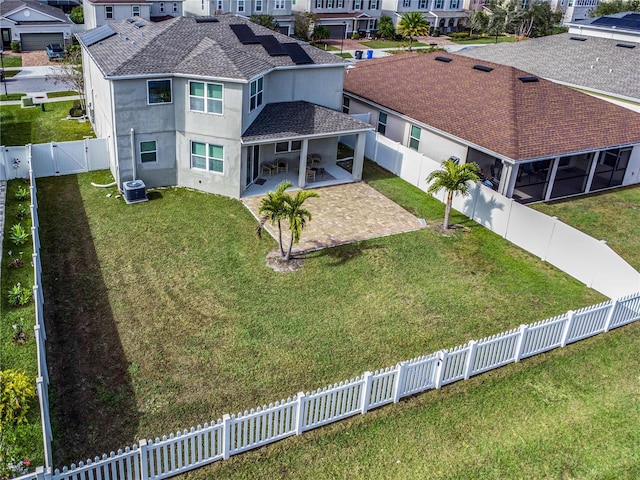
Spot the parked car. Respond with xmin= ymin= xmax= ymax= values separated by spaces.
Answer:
xmin=45 ymin=44 xmax=65 ymax=60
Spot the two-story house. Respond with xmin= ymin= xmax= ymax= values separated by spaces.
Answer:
xmin=183 ymin=0 xmax=294 ymax=35
xmin=78 ymin=15 xmax=371 ymax=198
xmin=292 ymin=0 xmax=382 ymax=39
xmin=83 ymin=0 xmax=184 ymax=29
xmin=381 ymin=0 xmax=467 ymax=34
xmin=0 ymin=0 xmax=72 ymax=50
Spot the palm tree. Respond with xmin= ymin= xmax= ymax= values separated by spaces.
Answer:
xmin=282 ymin=189 xmax=319 ymax=260
xmin=426 ymin=158 xmax=480 ymax=229
xmin=258 ymin=180 xmax=291 ymax=257
xmin=397 ymin=12 xmax=430 ymax=51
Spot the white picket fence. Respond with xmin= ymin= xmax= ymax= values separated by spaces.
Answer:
xmin=342 ymin=130 xmax=640 ymax=299
xmin=14 ymin=290 xmax=640 ymax=480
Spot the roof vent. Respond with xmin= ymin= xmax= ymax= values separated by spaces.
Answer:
xmin=473 ymin=64 xmax=493 ymax=72
xmin=518 ymin=76 xmax=539 ymax=83
xmin=570 ymin=36 xmax=587 ymax=41
xmin=126 ymin=18 xmax=135 ymax=23
xmin=195 ymin=16 xmax=220 ymax=23
xmin=134 ymin=22 xmax=144 ymax=28
xmin=435 ymin=56 xmax=452 ymax=62
xmin=616 ymin=42 xmax=636 ymax=49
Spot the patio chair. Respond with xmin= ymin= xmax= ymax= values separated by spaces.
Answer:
xmin=307 ymin=154 xmax=321 ymax=167
xmin=305 ymin=167 xmax=316 ymax=183
xmin=276 ymin=158 xmax=288 ymax=173
xmin=261 ymin=162 xmax=276 ymax=177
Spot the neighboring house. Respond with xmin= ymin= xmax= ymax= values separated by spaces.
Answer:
xmin=343 ymin=53 xmax=640 ymax=204
xmin=381 ymin=0 xmax=467 ymax=34
xmin=183 ymin=0 xmax=294 ymax=36
xmin=291 ymin=0 xmax=382 ymax=39
xmin=78 ymin=15 xmax=371 ymax=198
xmin=83 ymin=0 xmax=184 ymax=29
xmin=0 ymin=0 xmax=72 ymax=50
xmin=457 ymin=33 xmax=640 ymax=109
xmin=36 ymin=0 xmax=80 ymax=15
xmin=568 ymin=11 xmax=640 ymax=42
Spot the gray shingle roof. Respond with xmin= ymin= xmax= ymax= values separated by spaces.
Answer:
xmin=242 ymin=101 xmax=373 ymax=143
xmin=0 ymin=0 xmax=71 ymax=22
xmin=78 ymin=15 xmax=346 ymax=80
xmin=456 ymin=33 xmax=640 ymax=102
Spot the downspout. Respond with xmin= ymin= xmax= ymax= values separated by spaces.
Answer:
xmin=130 ymin=127 xmax=136 ymax=181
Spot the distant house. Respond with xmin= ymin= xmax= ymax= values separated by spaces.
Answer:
xmin=381 ymin=0 xmax=466 ymax=34
xmin=78 ymin=15 xmax=371 ymax=198
xmin=0 ymin=0 xmax=72 ymax=50
xmin=568 ymin=11 xmax=640 ymax=42
xmin=82 ymin=0 xmax=184 ymax=29
xmin=343 ymin=53 xmax=640 ymax=204
xmin=291 ymin=0 xmax=382 ymax=39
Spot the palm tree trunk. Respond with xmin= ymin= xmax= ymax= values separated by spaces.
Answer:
xmin=277 ymin=220 xmax=285 ymax=257
xmin=444 ymin=192 xmax=453 ymax=229
xmin=285 ymin=235 xmax=294 ymax=260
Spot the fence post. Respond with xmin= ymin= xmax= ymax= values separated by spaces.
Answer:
xmin=36 ymin=377 xmax=52 ymax=469
xmin=434 ymin=350 xmax=447 ymax=389
xmin=294 ymin=391 xmax=306 ymax=435
xmin=463 ymin=341 xmax=477 ymax=380
xmin=513 ymin=325 xmax=527 ymax=362
xmin=560 ymin=311 xmax=575 ymax=347
xmin=392 ymin=362 xmax=406 ymax=403
xmin=360 ymin=372 xmax=373 ymax=414
xmin=138 ymin=439 xmax=149 ymax=480
xmin=35 ymin=465 xmax=49 ymax=480
xmin=603 ymin=299 xmax=619 ymax=333
xmin=222 ymin=414 xmax=231 ymax=460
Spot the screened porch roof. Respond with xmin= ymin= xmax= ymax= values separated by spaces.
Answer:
xmin=241 ymin=101 xmax=373 ymax=145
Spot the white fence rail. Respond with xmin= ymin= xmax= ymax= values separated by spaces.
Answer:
xmin=1 ymin=138 xmax=109 ymax=180
xmin=342 ymin=130 xmax=640 ymax=299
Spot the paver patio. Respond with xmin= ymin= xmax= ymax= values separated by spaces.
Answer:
xmin=242 ymin=181 xmax=425 ymax=253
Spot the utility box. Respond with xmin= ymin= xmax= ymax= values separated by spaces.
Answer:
xmin=21 ymin=96 xmax=33 ymax=108
xmin=122 ymin=180 xmax=148 ymax=204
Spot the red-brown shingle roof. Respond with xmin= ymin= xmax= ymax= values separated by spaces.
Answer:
xmin=343 ymin=53 xmax=640 ymax=161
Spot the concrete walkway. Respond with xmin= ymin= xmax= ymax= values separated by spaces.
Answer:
xmin=242 ymin=182 xmax=425 ymax=254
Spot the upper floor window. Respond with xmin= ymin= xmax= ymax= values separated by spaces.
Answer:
xmin=418 ymin=0 xmax=426 ymax=7
xmin=275 ymin=0 xmax=285 ymax=8
xmin=337 ymin=0 xmax=344 ymax=7
xmin=147 ymin=79 xmax=172 ymax=104
xmin=173 ymin=2 xmax=178 ymax=12
xmin=354 ymin=0 xmax=361 ymax=8
xmin=434 ymin=0 xmax=443 ymax=8
xmin=105 ymin=6 xmax=113 ymax=18
xmin=140 ymin=141 xmax=157 ymax=163
xmin=256 ymin=0 xmax=263 ymax=11
xmin=216 ymin=0 xmax=223 ymax=10
xmin=316 ymin=0 xmax=322 ymax=7
xmin=190 ymin=81 xmax=223 ymax=114
xmin=370 ymin=0 xmax=379 ymax=8
xmin=450 ymin=0 xmax=459 ymax=7
xmin=191 ymin=141 xmax=224 ymax=173
xmin=377 ymin=112 xmax=387 ymax=135
xmin=342 ymin=96 xmax=350 ymax=114
xmin=409 ymin=125 xmax=421 ymax=150
xmin=132 ymin=5 xmax=140 ymax=15
xmin=327 ymin=0 xmax=334 ymax=6
xmin=237 ymin=0 xmax=245 ymax=12
xmin=160 ymin=2 xmax=165 ymax=12
xmin=250 ymin=77 xmax=263 ymax=111
xmin=402 ymin=0 xmax=410 ymax=7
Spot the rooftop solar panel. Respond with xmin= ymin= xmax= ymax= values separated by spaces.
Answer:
xmin=257 ymin=35 xmax=288 ymax=56
xmin=82 ymin=25 xmax=117 ymax=47
xmin=230 ymin=24 xmax=259 ymax=44
xmin=281 ymin=43 xmax=314 ymax=65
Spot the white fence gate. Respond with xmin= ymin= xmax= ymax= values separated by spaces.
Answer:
xmin=343 ymin=131 xmax=640 ymax=299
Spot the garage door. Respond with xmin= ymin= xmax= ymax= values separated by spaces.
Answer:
xmin=327 ymin=24 xmax=347 ymax=40
xmin=20 ymin=33 xmax=64 ymax=51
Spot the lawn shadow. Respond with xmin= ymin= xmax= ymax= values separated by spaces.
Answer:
xmin=146 ymin=190 xmax=163 ymax=201
xmin=305 ymin=241 xmax=387 ymax=266
xmin=37 ymin=175 xmax=139 ymax=467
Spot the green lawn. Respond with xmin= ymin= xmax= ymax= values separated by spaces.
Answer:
xmin=0 ymin=93 xmax=25 ymax=101
xmin=2 ymin=69 xmax=20 ymax=78
xmin=532 ymin=185 xmax=640 ymax=270
xmin=1 ymin=56 xmax=22 ymax=68
xmin=47 ymin=91 xmax=78 ymax=98
xmin=448 ymin=35 xmax=518 ymax=44
xmin=360 ymin=40 xmax=427 ymax=49
xmin=0 ymin=101 xmax=94 ymax=145
xmin=35 ymin=164 xmax=605 ymax=465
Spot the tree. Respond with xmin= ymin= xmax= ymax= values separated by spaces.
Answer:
xmin=426 ymin=158 xmax=480 ymax=229
xmin=282 ymin=188 xmax=319 ymax=260
xmin=46 ymin=49 xmax=86 ymax=111
xmin=69 ymin=5 xmax=84 ymax=24
xmin=378 ymin=15 xmax=396 ymax=39
xmin=485 ymin=1 xmax=509 ymax=43
xmin=590 ymin=0 xmax=639 ymax=17
xmin=294 ymin=11 xmax=317 ymax=40
xmin=397 ymin=12 xmax=430 ymax=51
xmin=467 ymin=10 xmax=488 ymax=36
xmin=311 ymin=25 xmax=330 ymax=43
xmin=257 ymin=180 xmax=290 ymax=258
xmin=250 ymin=14 xmax=280 ymax=31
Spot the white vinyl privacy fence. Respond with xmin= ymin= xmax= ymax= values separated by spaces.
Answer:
xmin=16 ymin=289 xmax=640 ymax=480
xmin=342 ymin=131 xmax=640 ymax=299
xmin=1 ymin=138 xmax=109 ymax=180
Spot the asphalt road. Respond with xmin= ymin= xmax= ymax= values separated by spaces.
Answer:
xmin=1 ymin=66 xmax=70 ymax=95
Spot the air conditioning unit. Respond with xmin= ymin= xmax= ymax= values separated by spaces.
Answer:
xmin=123 ymin=180 xmax=148 ymax=204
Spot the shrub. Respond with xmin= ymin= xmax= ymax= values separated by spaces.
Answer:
xmin=10 ymin=41 xmax=20 ymax=53
xmin=351 ymin=32 xmax=360 ymax=40
xmin=69 ymin=100 xmax=85 ymax=117
xmin=449 ymin=31 xmax=470 ymax=38
xmin=15 ymin=186 xmax=29 ymax=201
xmin=7 ymin=251 xmax=24 ymax=269
xmin=0 ymin=370 xmax=35 ymax=425
xmin=15 ymin=204 xmax=27 ymax=221
xmin=7 ymin=283 xmax=32 ymax=307
xmin=9 ymin=224 xmax=29 ymax=246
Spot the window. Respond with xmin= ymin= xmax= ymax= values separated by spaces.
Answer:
xmin=402 ymin=0 xmax=410 ymax=7
xmin=173 ymin=2 xmax=178 ymax=12
xmin=105 ymin=6 xmax=113 ymax=18
xmin=147 ymin=79 xmax=172 ymax=104
xmin=190 ymin=81 xmax=223 ymax=114
xmin=316 ymin=0 xmax=322 ymax=7
xmin=216 ymin=0 xmax=223 ymax=10
xmin=275 ymin=0 xmax=285 ymax=9
xmin=342 ymin=96 xmax=350 ymax=114
xmin=450 ymin=0 xmax=459 ymax=7
xmin=434 ymin=0 xmax=443 ymax=7
xmin=160 ymin=2 xmax=165 ymax=12
xmin=337 ymin=0 xmax=344 ymax=7
xmin=409 ymin=125 xmax=420 ymax=150
xmin=377 ymin=112 xmax=387 ymax=135
xmin=140 ymin=141 xmax=157 ymax=163
xmin=191 ymin=142 xmax=224 ymax=173
xmin=327 ymin=0 xmax=333 ymax=7
xmin=418 ymin=0 xmax=426 ymax=7
xmin=256 ymin=0 xmax=263 ymax=11
xmin=132 ymin=5 xmax=140 ymax=15
xmin=275 ymin=140 xmax=302 ymax=153
xmin=250 ymin=77 xmax=263 ymax=111
xmin=370 ymin=0 xmax=378 ymax=8
xmin=354 ymin=0 xmax=361 ymax=8
xmin=237 ymin=0 xmax=245 ymax=12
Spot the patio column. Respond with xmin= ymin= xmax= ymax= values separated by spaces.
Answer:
xmin=584 ymin=150 xmax=601 ymax=193
xmin=352 ymin=132 xmax=366 ymax=181
xmin=499 ymin=161 xmax=516 ymax=198
xmin=298 ymin=139 xmax=309 ymax=188
xmin=544 ymin=157 xmax=560 ymax=201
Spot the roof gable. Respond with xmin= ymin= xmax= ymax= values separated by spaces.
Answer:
xmin=343 ymin=53 xmax=640 ymax=161
xmin=1 ymin=1 xmax=70 ymax=23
